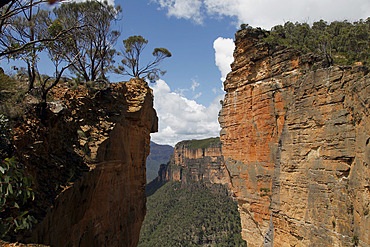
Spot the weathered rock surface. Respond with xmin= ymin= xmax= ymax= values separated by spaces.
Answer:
xmin=219 ymin=28 xmax=369 ymax=246
xmin=156 ymin=138 xmax=230 ymax=186
xmin=0 ymin=240 xmax=47 ymax=247
xmin=13 ymin=78 xmax=157 ymax=246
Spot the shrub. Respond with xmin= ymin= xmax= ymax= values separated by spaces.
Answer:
xmin=0 ymin=157 xmax=36 ymax=238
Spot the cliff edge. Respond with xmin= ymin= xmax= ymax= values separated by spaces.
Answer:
xmin=154 ymin=138 xmax=230 ymax=186
xmin=11 ymin=78 xmax=157 ymax=246
xmin=219 ymin=28 xmax=369 ymax=246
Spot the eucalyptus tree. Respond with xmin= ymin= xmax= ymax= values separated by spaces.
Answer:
xmin=52 ymin=0 xmax=121 ymax=82
xmin=0 ymin=0 xmax=45 ymax=55
xmin=0 ymin=0 xmax=82 ymax=91
xmin=115 ymin=35 xmax=172 ymax=82
xmin=0 ymin=0 xmax=48 ymax=91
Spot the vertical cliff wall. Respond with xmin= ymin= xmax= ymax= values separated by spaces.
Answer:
xmin=156 ymin=138 xmax=230 ymax=186
xmin=219 ymin=29 xmax=369 ymax=246
xmin=13 ymin=78 xmax=157 ymax=246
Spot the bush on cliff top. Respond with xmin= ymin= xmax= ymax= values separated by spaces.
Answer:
xmin=241 ymin=18 xmax=370 ymax=66
xmin=182 ymin=137 xmax=220 ymax=150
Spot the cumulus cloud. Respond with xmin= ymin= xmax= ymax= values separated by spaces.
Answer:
xmin=213 ymin=37 xmax=234 ymax=82
xmin=150 ymin=80 xmax=223 ymax=146
xmin=154 ymin=0 xmax=370 ymax=28
xmin=154 ymin=0 xmax=204 ymax=24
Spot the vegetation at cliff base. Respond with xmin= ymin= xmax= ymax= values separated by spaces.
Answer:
xmin=241 ymin=18 xmax=370 ymax=66
xmin=139 ymin=181 xmax=247 ymax=247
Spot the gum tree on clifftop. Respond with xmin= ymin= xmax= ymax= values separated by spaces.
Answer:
xmin=0 ymin=0 xmax=74 ymax=92
xmin=52 ymin=0 xmax=121 ymax=82
xmin=115 ymin=35 xmax=171 ymax=82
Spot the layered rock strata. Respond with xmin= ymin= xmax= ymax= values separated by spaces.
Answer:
xmin=157 ymin=138 xmax=230 ymax=186
xmin=13 ymin=79 xmax=157 ymax=246
xmin=219 ymin=28 xmax=369 ymax=246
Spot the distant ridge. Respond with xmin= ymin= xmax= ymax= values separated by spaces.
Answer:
xmin=146 ymin=141 xmax=174 ymax=183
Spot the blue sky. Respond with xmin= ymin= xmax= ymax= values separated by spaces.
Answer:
xmin=116 ymin=0 xmax=369 ymax=146
xmin=1 ymin=0 xmax=369 ymax=146
xmin=113 ymin=1 xmax=237 ymax=106
xmin=114 ymin=1 xmax=238 ymax=145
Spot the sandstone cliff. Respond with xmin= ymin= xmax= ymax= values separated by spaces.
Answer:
xmin=155 ymin=138 xmax=230 ymax=186
xmin=219 ymin=28 xmax=369 ymax=246
xmin=12 ymin=78 xmax=157 ymax=246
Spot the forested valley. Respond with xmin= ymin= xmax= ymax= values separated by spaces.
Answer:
xmin=139 ymin=181 xmax=247 ymax=247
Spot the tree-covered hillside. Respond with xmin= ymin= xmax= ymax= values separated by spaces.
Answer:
xmin=139 ymin=181 xmax=247 ymax=247
xmin=241 ymin=18 xmax=369 ymax=66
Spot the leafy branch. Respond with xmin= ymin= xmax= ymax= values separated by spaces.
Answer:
xmin=115 ymin=35 xmax=171 ymax=82
xmin=0 ymin=157 xmax=36 ymax=237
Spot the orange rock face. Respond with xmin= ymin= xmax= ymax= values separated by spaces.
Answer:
xmin=157 ymin=138 xmax=231 ymax=186
xmin=14 ymin=79 xmax=157 ymax=246
xmin=220 ymin=29 xmax=369 ymax=246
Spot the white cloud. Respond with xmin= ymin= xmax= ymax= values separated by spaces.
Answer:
xmin=154 ymin=0 xmax=204 ymax=24
xmin=174 ymin=78 xmax=201 ymax=97
xmin=213 ymin=37 xmax=234 ymax=82
xmin=193 ymin=92 xmax=202 ymax=99
xmin=150 ymin=79 xmax=223 ymax=146
xmin=190 ymin=79 xmax=200 ymax=91
xmin=154 ymin=0 xmax=370 ymax=29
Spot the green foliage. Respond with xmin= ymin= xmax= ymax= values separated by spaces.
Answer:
xmin=183 ymin=137 xmax=220 ymax=150
xmin=123 ymin=35 xmax=148 ymax=52
xmin=153 ymin=48 xmax=172 ymax=57
xmin=139 ymin=181 xmax=247 ymax=247
xmin=0 ymin=114 xmax=10 ymax=151
xmin=0 ymin=69 xmax=15 ymax=93
xmin=0 ymin=114 xmax=14 ymax=158
xmin=115 ymin=35 xmax=171 ymax=82
xmin=0 ymin=0 xmax=47 ymax=58
xmin=0 ymin=157 xmax=36 ymax=238
xmin=0 ymin=114 xmax=36 ymax=238
xmin=2 ymin=7 xmax=52 ymax=91
xmin=0 ymin=72 xmax=29 ymax=121
xmin=51 ymin=0 xmax=122 ymax=82
xmin=352 ymin=234 xmax=359 ymax=246
xmin=240 ymin=23 xmax=252 ymax=30
xmin=261 ymin=18 xmax=370 ymax=66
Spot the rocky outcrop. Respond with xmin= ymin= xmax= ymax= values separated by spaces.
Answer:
xmin=156 ymin=138 xmax=230 ymax=186
xmin=219 ymin=28 xmax=369 ymax=246
xmin=12 ymin=78 xmax=157 ymax=246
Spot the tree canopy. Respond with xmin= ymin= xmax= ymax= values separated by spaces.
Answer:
xmin=250 ymin=19 xmax=370 ymax=66
xmin=139 ymin=181 xmax=247 ymax=247
xmin=115 ymin=35 xmax=172 ymax=82
xmin=52 ymin=0 xmax=122 ymax=82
